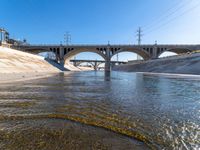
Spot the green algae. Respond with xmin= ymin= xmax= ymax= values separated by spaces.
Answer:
xmin=0 ymin=113 xmax=154 ymax=149
xmin=0 ymin=119 xmax=147 ymax=150
xmin=47 ymin=113 xmax=156 ymax=150
xmin=0 ymin=101 xmax=36 ymax=108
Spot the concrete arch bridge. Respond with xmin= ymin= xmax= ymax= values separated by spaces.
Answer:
xmin=70 ymin=59 xmax=126 ymax=70
xmin=12 ymin=44 xmax=200 ymax=71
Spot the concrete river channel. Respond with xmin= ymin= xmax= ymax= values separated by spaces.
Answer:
xmin=0 ymin=71 xmax=199 ymax=149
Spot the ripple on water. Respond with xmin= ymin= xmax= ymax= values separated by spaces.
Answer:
xmin=0 ymin=71 xmax=199 ymax=149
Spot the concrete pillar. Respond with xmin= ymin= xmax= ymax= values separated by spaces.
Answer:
xmin=105 ymin=46 xmax=111 ymax=72
xmin=59 ymin=46 xmax=64 ymax=60
xmin=94 ymin=61 xmax=97 ymax=71
xmin=59 ymin=46 xmax=65 ymax=66
xmin=104 ymin=70 xmax=111 ymax=81
xmin=73 ymin=61 xmax=77 ymax=67
xmin=60 ymin=59 xmax=65 ymax=67
xmin=152 ymin=46 xmax=158 ymax=59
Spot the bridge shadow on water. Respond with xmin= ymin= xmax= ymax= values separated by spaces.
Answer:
xmin=45 ymin=58 xmax=69 ymax=71
xmin=104 ymin=71 xmax=111 ymax=81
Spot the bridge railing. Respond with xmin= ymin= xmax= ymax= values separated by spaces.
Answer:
xmin=15 ymin=43 xmax=200 ymax=47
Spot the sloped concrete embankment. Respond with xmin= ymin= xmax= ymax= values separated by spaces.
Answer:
xmin=0 ymin=46 xmax=62 ymax=73
xmin=0 ymin=46 xmax=62 ymax=83
xmin=113 ymin=53 xmax=200 ymax=75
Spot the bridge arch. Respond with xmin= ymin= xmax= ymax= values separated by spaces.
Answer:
xmin=38 ymin=51 xmax=57 ymax=60
xmin=64 ymin=48 xmax=107 ymax=64
xmin=159 ymin=51 xmax=177 ymax=58
xmin=22 ymin=48 xmax=52 ymax=54
xmin=158 ymin=48 xmax=191 ymax=58
xmin=76 ymin=62 xmax=94 ymax=67
xmin=22 ymin=48 xmax=59 ymax=59
xmin=72 ymin=61 xmax=105 ymax=70
xmin=111 ymin=48 xmax=150 ymax=61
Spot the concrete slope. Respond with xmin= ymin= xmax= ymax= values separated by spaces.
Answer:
xmin=113 ymin=53 xmax=200 ymax=75
xmin=0 ymin=46 xmax=60 ymax=73
xmin=64 ymin=62 xmax=82 ymax=71
xmin=64 ymin=63 xmax=94 ymax=71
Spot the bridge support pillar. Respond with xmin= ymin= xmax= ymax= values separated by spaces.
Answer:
xmin=59 ymin=46 xmax=65 ymax=67
xmin=73 ymin=61 xmax=77 ymax=67
xmin=59 ymin=46 xmax=64 ymax=60
xmin=105 ymin=46 xmax=111 ymax=72
xmin=94 ymin=62 xmax=98 ymax=71
xmin=152 ymin=46 xmax=159 ymax=59
xmin=60 ymin=59 xmax=65 ymax=67
xmin=105 ymin=60 xmax=110 ymax=72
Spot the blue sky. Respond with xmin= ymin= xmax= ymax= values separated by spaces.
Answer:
xmin=1 ymin=0 xmax=200 ymax=60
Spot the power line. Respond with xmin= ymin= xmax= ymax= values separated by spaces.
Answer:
xmin=142 ymin=0 xmax=188 ymax=30
xmin=144 ymin=0 xmax=194 ymax=32
xmin=136 ymin=27 xmax=143 ymax=45
xmin=144 ymin=1 xmax=200 ymax=36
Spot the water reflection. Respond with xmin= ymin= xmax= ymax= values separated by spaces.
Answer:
xmin=0 ymin=71 xmax=199 ymax=149
xmin=104 ymin=71 xmax=111 ymax=81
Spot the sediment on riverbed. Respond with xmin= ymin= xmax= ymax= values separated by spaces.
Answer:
xmin=113 ymin=53 xmax=200 ymax=75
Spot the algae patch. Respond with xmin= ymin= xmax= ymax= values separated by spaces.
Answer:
xmin=0 ymin=101 xmax=36 ymax=108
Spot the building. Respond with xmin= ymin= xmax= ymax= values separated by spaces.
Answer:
xmin=0 ymin=28 xmax=9 ymax=45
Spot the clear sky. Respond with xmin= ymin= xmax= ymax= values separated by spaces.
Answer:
xmin=1 ymin=0 xmax=200 ymax=60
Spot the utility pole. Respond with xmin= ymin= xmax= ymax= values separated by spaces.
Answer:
xmin=136 ymin=27 xmax=143 ymax=60
xmin=136 ymin=27 xmax=142 ymax=45
xmin=64 ymin=32 xmax=71 ymax=45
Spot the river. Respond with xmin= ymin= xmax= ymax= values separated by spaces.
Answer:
xmin=0 ymin=71 xmax=199 ymax=149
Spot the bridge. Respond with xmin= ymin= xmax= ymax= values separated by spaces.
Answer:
xmin=12 ymin=44 xmax=200 ymax=71
xmin=70 ymin=59 xmax=126 ymax=70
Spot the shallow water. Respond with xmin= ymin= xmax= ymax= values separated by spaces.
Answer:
xmin=0 ymin=71 xmax=199 ymax=149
